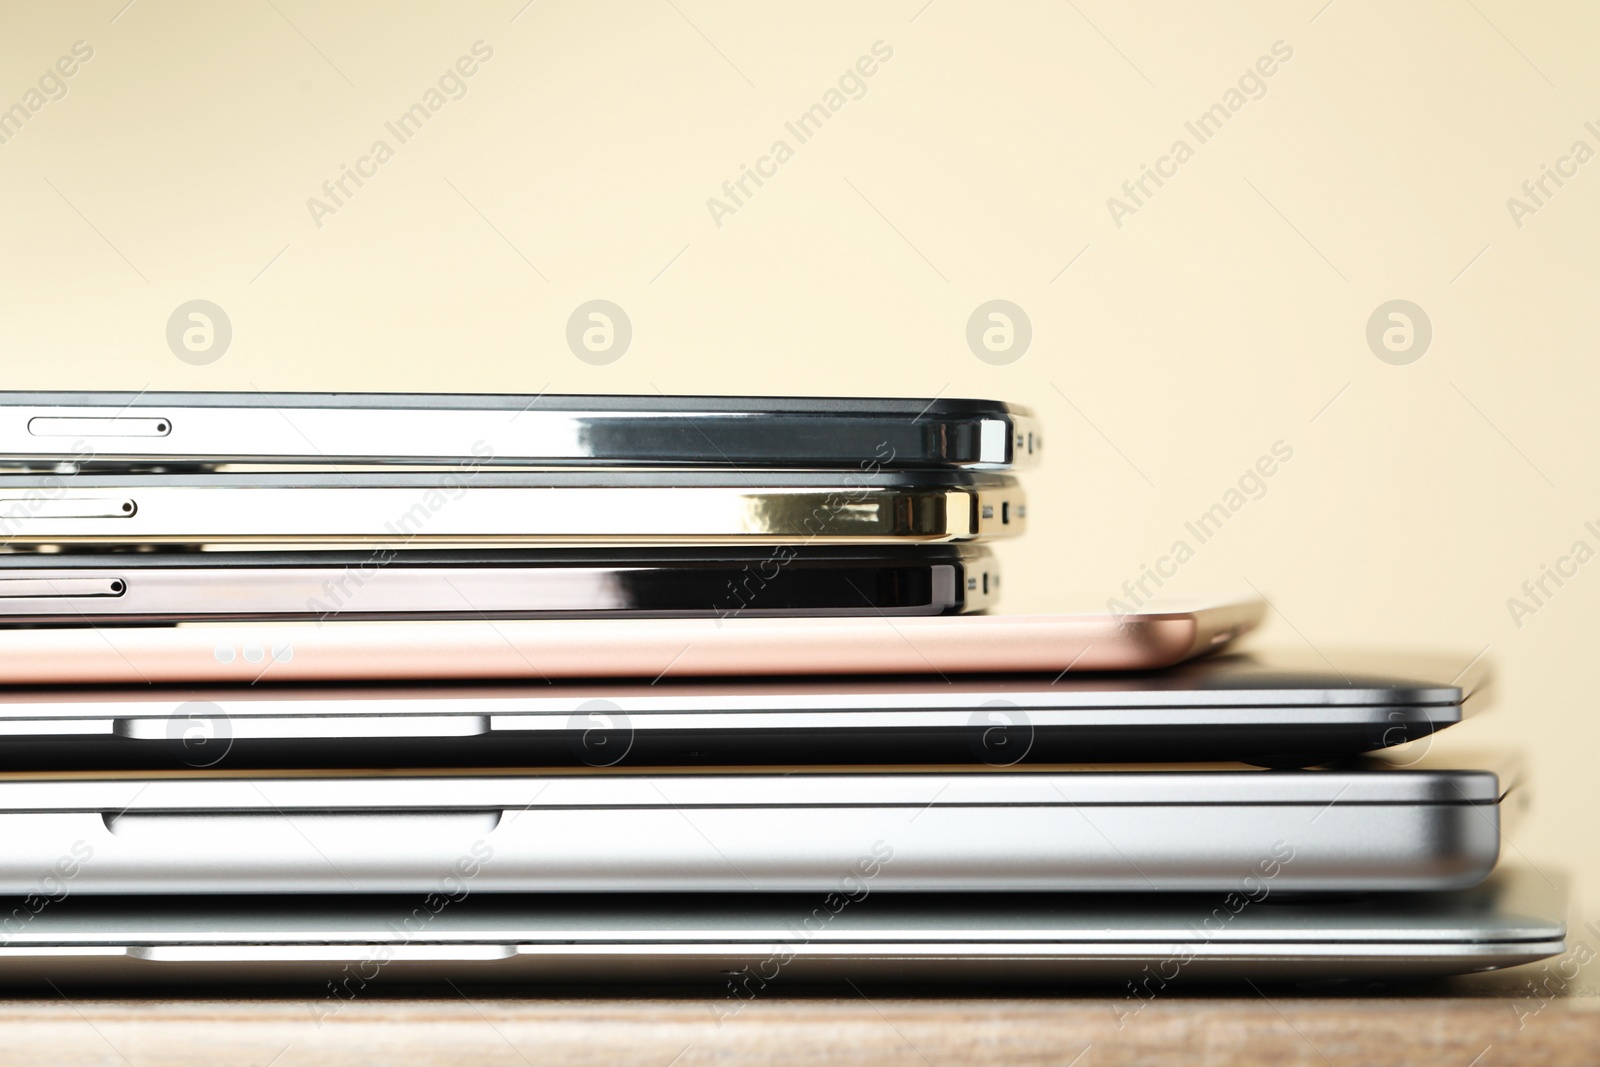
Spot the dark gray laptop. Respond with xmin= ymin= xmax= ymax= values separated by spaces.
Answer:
xmin=0 ymin=651 xmax=1483 ymax=769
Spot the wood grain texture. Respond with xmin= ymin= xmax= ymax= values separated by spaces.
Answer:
xmin=3 ymin=988 xmax=1597 ymax=1067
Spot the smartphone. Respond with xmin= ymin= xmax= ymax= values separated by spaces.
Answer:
xmin=0 ymin=545 xmax=999 ymax=623
xmin=0 ymin=392 xmax=1040 ymax=470
xmin=0 ymin=470 xmax=1023 ymax=546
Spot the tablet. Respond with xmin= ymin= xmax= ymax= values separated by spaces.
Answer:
xmin=0 ymin=598 xmax=1264 ymax=684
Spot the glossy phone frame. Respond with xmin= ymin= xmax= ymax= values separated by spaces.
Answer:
xmin=0 ymin=392 xmax=1040 ymax=470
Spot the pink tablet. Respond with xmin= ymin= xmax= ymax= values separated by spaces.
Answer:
xmin=0 ymin=598 xmax=1263 ymax=684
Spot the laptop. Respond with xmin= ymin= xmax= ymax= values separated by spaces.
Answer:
xmin=0 ymin=650 xmax=1478 ymax=769
xmin=0 ymin=867 xmax=1562 ymax=991
xmin=0 ymin=754 xmax=1512 ymax=894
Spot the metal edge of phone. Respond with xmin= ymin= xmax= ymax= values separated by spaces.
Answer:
xmin=0 ymin=393 xmax=1041 ymax=470
xmin=0 ymin=471 xmax=1026 ymax=546
xmin=0 ymin=545 xmax=1001 ymax=623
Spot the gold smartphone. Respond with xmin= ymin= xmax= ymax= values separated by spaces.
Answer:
xmin=0 ymin=470 xmax=1023 ymax=547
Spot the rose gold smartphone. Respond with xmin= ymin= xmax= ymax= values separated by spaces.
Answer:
xmin=0 ymin=597 xmax=1262 ymax=684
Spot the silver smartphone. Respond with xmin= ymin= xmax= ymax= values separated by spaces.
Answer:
xmin=0 ymin=392 xmax=1040 ymax=470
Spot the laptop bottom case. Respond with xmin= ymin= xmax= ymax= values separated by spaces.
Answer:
xmin=0 ymin=868 xmax=1564 ymax=991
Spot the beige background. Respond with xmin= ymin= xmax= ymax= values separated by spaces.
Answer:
xmin=1 ymin=0 xmax=1597 ymax=1028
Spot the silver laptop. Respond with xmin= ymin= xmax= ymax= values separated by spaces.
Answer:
xmin=0 ymin=868 xmax=1563 ymax=990
xmin=0 ymin=755 xmax=1512 ymax=895
xmin=0 ymin=651 xmax=1481 ymax=769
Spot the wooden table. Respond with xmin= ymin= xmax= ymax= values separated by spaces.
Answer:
xmin=6 ymin=970 xmax=1597 ymax=1066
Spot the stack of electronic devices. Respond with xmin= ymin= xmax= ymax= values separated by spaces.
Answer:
xmin=0 ymin=391 xmax=1563 ymax=997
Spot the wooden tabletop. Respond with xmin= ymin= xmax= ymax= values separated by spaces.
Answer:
xmin=6 ymin=971 xmax=1597 ymax=1067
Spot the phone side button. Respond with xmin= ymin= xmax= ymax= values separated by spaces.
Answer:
xmin=0 ymin=498 xmax=137 ymax=519
xmin=27 ymin=416 xmax=172 ymax=438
